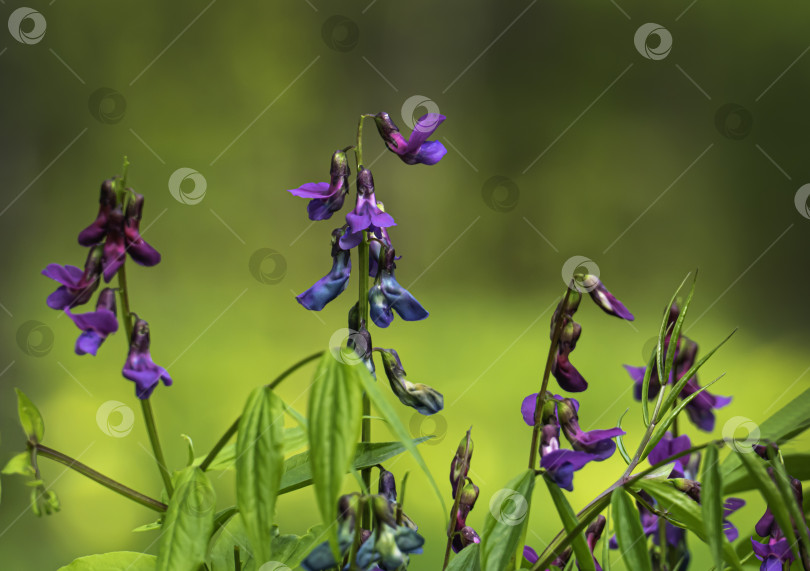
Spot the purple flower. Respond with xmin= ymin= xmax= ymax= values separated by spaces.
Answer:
xmin=124 ymin=193 xmax=162 ymax=268
xmin=548 ymin=292 xmax=589 ymax=392
xmin=287 ymin=149 xmax=351 ymax=221
xmin=340 ymin=168 xmax=396 ymax=249
xmin=647 ymin=431 xmax=694 ymax=478
xmin=449 ymin=431 xmax=473 ymax=498
xmin=577 ymin=274 xmax=634 ymax=320
xmin=122 ymin=318 xmax=172 ymax=399
xmin=522 ymin=545 xmax=572 ymax=569
xmin=42 ymin=246 xmax=103 ymax=310
xmin=751 ymin=537 xmax=795 ymax=571
xmin=65 ymin=288 xmax=118 ymax=356
xmin=78 ymin=179 xmax=117 ymax=246
xmin=378 ymin=348 xmax=443 ymax=415
xmin=368 ymin=248 xmax=428 ymax=328
xmin=297 ymin=228 xmax=352 ymax=311
xmin=556 ymin=398 xmax=625 ymax=460
xmin=541 ymin=448 xmax=597 ymax=492
xmin=585 ymin=515 xmax=607 ymax=571
xmin=374 ymin=112 xmax=447 ymax=166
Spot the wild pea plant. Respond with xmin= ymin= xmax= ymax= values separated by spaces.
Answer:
xmin=4 ymin=111 xmax=810 ymax=571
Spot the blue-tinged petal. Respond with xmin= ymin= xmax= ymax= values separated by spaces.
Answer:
xmin=297 ymin=250 xmax=351 ymax=311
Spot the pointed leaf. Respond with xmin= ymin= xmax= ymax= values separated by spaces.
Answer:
xmin=15 ymin=388 xmax=44 ymax=442
xmin=2 ymin=451 xmax=34 ymax=477
xmin=701 ymin=444 xmax=724 ymax=571
xmin=481 ymin=469 xmax=535 ymax=571
xmin=724 ymin=453 xmax=810 ymax=493
xmin=236 ymin=386 xmax=285 ymax=566
xmin=765 ymin=448 xmax=810 ymax=565
xmin=307 ymin=353 xmax=363 ymax=550
xmin=544 ymin=476 xmax=595 ymax=571
xmin=447 ymin=543 xmax=481 ymax=571
xmin=156 ymin=467 xmax=215 ymax=571
xmin=611 ymin=487 xmax=651 ymax=571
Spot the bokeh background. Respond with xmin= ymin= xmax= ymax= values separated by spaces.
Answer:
xmin=1 ymin=1 xmax=809 ymax=568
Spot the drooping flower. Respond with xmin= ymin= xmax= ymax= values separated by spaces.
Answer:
xmin=65 ymin=287 xmax=119 ymax=356
xmin=122 ymin=318 xmax=172 ymax=399
xmin=123 ymin=193 xmax=162 ymax=268
xmin=42 ymin=245 xmax=103 ymax=310
xmin=522 ymin=545 xmax=572 ymax=569
xmin=585 ymin=515 xmax=607 ymax=571
xmin=447 ymin=430 xmax=481 ymax=555
xmin=378 ymin=348 xmax=443 ymax=415
xmin=339 ymin=168 xmax=396 ymax=250
xmin=368 ymin=248 xmax=428 ymax=328
xmin=556 ymin=398 xmax=626 ymax=460
xmin=348 ymin=303 xmax=375 ymax=378
xmin=450 ymin=431 xmax=473 ymax=497
xmin=624 ymin=303 xmax=731 ymax=431
xmin=301 ymin=494 xmax=361 ymax=571
xmin=576 ymin=274 xmax=634 ymax=321
xmin=297 ymin=228 xmax=352 ymax=311
xmin=751 ymin=537 xmax=795 ymax=571
xmin=78 ymin=179 xmax=117 ymax=246
xmin=374 ymin=112 xmax=447 ymax=166
xmin=287 ymin=149 xmax=351 ymax=221
xmin=549 ymin=291 xmax=588 ymax=392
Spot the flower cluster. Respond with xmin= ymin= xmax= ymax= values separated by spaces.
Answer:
xmin=289 ymin=113 xmax=446 ymax=327
xmin=609 ymin=433 xmax=745 ymax=569
xmin=623 ymin=301 xmax=731 ymax=431
xmin=42 ymin=177 xmax=170 ymax=399
xmin=448 ymin=431 xmax=481 ymax=554
xmin=750 ymin=444 xmax=804 ymax=570
xmin=522 ymin=394 xmax=625 ymax=491
xmin=551 ymin=276 xmax=634 ymax=392
xmin=301 ymin=468 xmax=424 ymax=571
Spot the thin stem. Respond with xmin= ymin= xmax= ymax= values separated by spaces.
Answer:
xmin=233 ymin=546 xmax=241 ymax=571
xmin=116 ymin=263 xmax=174 ymax=497
xmin=528 ymin=286 xmax=573 ymax=470
xmin=200 ymin=351 xmax=324 ymax=471
xmin=35 ymin=443 xmax=167 ymax=512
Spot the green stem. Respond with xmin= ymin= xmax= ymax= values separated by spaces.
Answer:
xmin=34 ymin=443 xmax=167 ymax=512
xmin=528 ymin=286 xmax=573 ymax=470
xmin=116 ymin=263 xmax=174 ymax=497
xmin=199 ymin=351 xmax=324 ymax=471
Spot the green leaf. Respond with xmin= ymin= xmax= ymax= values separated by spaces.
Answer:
xmin=351 ymin=355 xmax=446 ymax=518
xmin=543 ymin=476 xmax=595 ymax=571
xmin=235 ymin=386 xmax=285 ymax=566
xmin=611 ymin=487 xmax=651 ymax=571
xmin=206 ymin=513 xmax=252 ymax=571
xmin=156 ymin=467 xmax=216 ymax=571
xmin=2 ymin=451 xmax=34 ymax=477
xmin=193 ymin=426 xmax=307 ymax=472
xmin=615 ymin=410 xmax=631 ymax=465
xmin=132 ymin=519 xmax=162 ymax=532
xmin=15 ymin=388 xmax=44 ymax=442
xmin=724 ymin=453 xmax=810 ymax=494
xmin=270 ymin=525 xmax=324 ymax=569
xmin=447 ymin=543 xmax=481 ymax=571
xmin=701 ymin=444 xmax=724 ymax=571
xmin=279 ymin=438 xmax=429 ymax=495
xmin=765 ymin=448 xmax=810 ymax=564
xmin=57 ymin=552 xmax=156 ymax=570
xmin=180 ymin=434 xmax=194 ymax=468
xmin=481 ymin=469 xmax=535 ymax=571
xmin=307 ymin=354 xmax=363 ymax=552
xmin=634 ymin=479 xmax=742 ymax=570
xmin=721 ymin=386 xmax=810 ymax=489
xmin=601 ymin=504 xmax=612 ymax=571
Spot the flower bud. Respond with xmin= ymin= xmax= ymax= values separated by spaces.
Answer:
xmin=458 ymin=480 xmax=480 ymax=519
xmin=378 ymin=468 xmax=397 ymax=504
xmin=671 ymin=478 xmax=701 ymax=503
xmin=378 ymin=348 xmax=443 ymax=415
xmin=450 ymin=431 xmax=473 ymax=497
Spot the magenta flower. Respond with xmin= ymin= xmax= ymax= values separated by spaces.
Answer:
xmin=122 ymin=318 xmax=172 ymax=399
xmin=78 ymin=179 xmax=117 ymax=246
xmin=297 ymin=228 xmax=352 ymax=311
xmin=42 ymin=246 xmax=102 ymax=310
xmin=65 ymin=288 xmax=119 ymax=356
xmin=374 ymin=112 xmax=447 ymax=166
xmin=287 ymin=149 xmax=351 ymax=221
xmin=556 ymin=398 xmax=625 ymax=460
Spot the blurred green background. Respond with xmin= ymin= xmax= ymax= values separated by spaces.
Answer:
xmin=1 ymin=0 xmax=809 ymax=568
